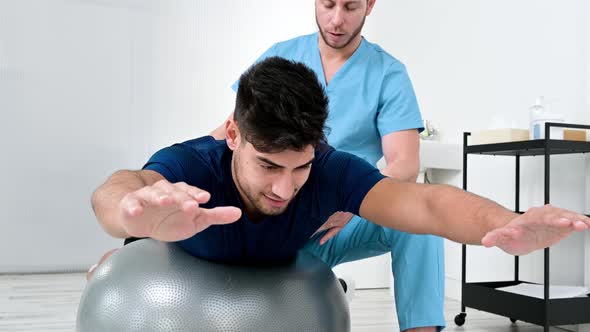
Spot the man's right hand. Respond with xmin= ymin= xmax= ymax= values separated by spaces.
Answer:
xmin=120 ymin=179 xmax=242 ymax=242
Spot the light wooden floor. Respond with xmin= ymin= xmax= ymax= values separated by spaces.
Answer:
xmin=0 ymin=273 xmax=567 ymax=331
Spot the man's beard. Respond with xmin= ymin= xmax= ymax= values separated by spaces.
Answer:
xmin=316 ymin=14 xmax=366 ymax=50
xmin=232 ymin=153 xmax=289 ymax=217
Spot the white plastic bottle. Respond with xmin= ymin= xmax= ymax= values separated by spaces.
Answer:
xmin=529 ymin=97 xmax=545 ymax=140
xmin=529 ymin=96 xmax=564 ymax=140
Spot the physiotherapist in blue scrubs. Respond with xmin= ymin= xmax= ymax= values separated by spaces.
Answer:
xmin=212 ymin=1 xmax=445 ymax=331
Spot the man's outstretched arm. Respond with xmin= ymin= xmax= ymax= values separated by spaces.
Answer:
xmin=91 ymin=169 xmax=241 ymax=241
xmin=358 ymin=178 xmax=590 ymax=255
xmin=92 ymin=170 xmax=165 ymax=238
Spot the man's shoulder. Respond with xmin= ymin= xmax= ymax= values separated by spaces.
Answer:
xmin=270 ymin=33 xmax=317 ymax=58
xmin=362 ymin=38 xmax=406 ymax=71
xmin=143 ymin=136 xmax=229 ymax=185
xmin=311 ymin=143 xmax=360 ymax=171
xmin=274 ymin=32 xmax=316 ymax=48
xmin=309 ymin=143 xmax=384 ymax=211
xmin=178 ymin=136 xmax=225 ymax=151
xmin=313 ymin=142 xmax=335 ymax=160
xmin=157 ymin=136 xmax=228 ymax=168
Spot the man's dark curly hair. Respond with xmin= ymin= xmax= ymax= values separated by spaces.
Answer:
xmin=234 ymin=56 xmax=329 ymax=152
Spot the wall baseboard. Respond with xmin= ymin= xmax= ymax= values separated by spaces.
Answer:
xmin=0 ymin=264 xmax=87 ymax=275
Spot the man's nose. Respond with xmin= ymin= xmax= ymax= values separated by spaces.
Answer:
xmin=272 ymin=175 xmax=295 ymax=200
xmin=331 ymin=7 xmax=344 ymax=27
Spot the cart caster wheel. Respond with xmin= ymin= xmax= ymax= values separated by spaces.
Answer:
xmin=454 ymin=313 xmax=466 ymax=326
xmin=510 ymin=318 xmax=517 ymax=323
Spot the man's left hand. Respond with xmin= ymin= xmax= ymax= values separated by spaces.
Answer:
xmin=482 ymin=204 xmax=590 ymax=255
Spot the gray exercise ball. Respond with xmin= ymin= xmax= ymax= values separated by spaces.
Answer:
xmin=77 ymin=239 xmax=350 ymax=332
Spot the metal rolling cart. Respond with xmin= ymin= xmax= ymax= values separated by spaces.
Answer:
xmin=455 ymin=122 xmax=590 ymax=332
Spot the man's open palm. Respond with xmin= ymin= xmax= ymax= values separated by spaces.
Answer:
xmin=120 ymin=180 xmax=242 ymax=242
xmin=482 ymin=205 xmax=589 ymax=255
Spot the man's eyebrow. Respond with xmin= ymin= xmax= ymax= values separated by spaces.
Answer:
xmin=296 ymin=158 xmax=315 ymax=168
xmin=256 ymin=156 xmax=315 ymax=168
xmin=257 ymin=156 xmax=284 ymax=168
xmin=344 ymin=0 xmax=363 ymax=5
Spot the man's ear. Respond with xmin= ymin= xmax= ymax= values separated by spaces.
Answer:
xmin=226 ymin=119 xmax=240 ymax=151
xmin=366 ymin=0 xmax=376 ymax=16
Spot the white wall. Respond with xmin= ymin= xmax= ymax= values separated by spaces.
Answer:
xmin=0 ymin=0 xmax=150 ymax=272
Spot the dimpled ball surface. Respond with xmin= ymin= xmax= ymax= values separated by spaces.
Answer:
xmin=77 ymin=239 xmax=350 ymax=332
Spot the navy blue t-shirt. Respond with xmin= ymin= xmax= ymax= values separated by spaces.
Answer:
xmin=143 ymin=136 xmax=385 ymax=264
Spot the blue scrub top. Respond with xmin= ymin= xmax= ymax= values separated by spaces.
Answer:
xmin=233 ymin=32 xmax=423 ymax=165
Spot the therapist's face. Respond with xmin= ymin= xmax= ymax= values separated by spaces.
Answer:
xmin=315 ymin=0 xmax=375 ymax=50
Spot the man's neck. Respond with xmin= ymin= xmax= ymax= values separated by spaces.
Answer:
xmin=317 ymin=33 xmax=362 ymax=62
xmin=230 ymin=160 xmax=264 ymax=222
xmin=239 ymin=197 xmax=263 ymax=222
xmin=317 ymin=33 xmax=362 ymax=85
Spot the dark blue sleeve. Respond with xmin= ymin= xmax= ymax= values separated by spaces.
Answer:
xmin=142 ymin=144 xmax=213 ymax=189
xmin=316 ymin=150 xmax=386 ymax=215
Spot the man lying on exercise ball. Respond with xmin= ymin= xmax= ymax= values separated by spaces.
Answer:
xmin=90 ymin=57 xmax=589 ymax=275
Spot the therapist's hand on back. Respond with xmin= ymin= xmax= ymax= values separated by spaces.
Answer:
xmin=312 ymin=211 xmax=355 ymax=245
xmin=120 ymin=179 xmax=242 ymax=242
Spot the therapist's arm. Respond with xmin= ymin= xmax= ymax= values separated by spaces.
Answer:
xmin=380 ymin=129 xmax=420 ymax=182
